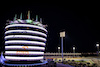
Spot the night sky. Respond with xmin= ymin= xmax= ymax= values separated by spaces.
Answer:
xmin=0 ymin=2 xmax=100 ymax=53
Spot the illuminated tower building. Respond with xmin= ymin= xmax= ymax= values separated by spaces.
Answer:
xmin=1 ymin=11 xmax=48 ymax=66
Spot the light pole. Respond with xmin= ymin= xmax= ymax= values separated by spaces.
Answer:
xmin=58 ymin=46 xmax=60 ymax=53
xmin=73 ymin=47 xmax=75 ymax=53
xmin=96 ymin=43 xmax=99 ymax=56
xmin=60 ymin=31 xmax=65 ymax=63
xmin=73 ymin=46 xmax=75 ymax=57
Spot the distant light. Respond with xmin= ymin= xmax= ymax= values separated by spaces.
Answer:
xmin=58 ymin=47 xmax=60 ymax=49
xmin=96 ymin=44 xmax=99 ymax=47
xmin=73 ymin=47 xmax=75 ymax=50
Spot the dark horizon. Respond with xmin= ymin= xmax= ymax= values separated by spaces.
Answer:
xmin=0 ymin=2 xmax=100 ymax=53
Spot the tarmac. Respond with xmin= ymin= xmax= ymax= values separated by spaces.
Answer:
xmin=56 ymin=63 xmax=73 ymax=67
xmin=36 ymin=63 xmax=73 ymax=67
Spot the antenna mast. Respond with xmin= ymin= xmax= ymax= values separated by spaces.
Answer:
xmin=27 ymin=11 xmax=30 ymax=19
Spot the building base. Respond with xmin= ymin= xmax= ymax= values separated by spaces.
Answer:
xmin=1 ymin=53 xmax=47 ymax=66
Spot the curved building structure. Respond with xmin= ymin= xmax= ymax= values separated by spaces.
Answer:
xmin=1 ymin=12 xmax=48 ymax=66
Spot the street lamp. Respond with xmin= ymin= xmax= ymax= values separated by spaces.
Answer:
xmin=73 ymin=47 xmax=75 ymax=53
xmin=58 ymin=46 xmax=60 ymax=53
xmin=73 ymin=46 xmax=75 ymax=57
xmin=60 ymin=31 xmax=65 ymax=63
xmin=96 ymin=43 xmax=99 ymax=56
